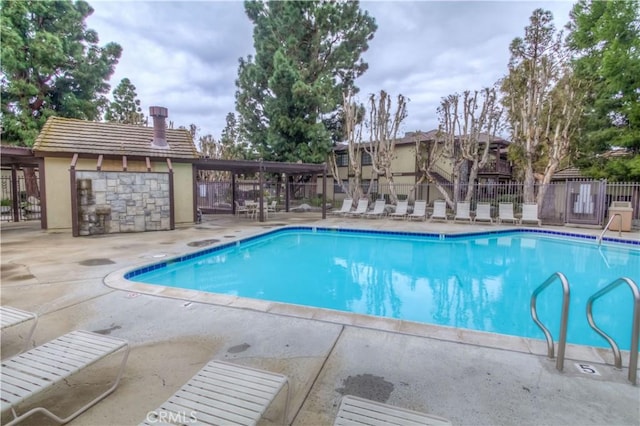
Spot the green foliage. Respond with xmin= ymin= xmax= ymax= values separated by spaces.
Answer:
xmin=220 ymin=112 xmax=254 ymax=160
xmin=1 ymin=0 xmax=122 ymax=146
xmin=104 ymin=78 xmax=145 ymax=124
xmin=567 ymin=0 xmax=640 ymax=179
xmin=582 ymin=155 xmax=640 ymax=181
xmin=235 ymin=0 xmax=377 ymax=163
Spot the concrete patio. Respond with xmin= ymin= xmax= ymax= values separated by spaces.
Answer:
xmin=1 ymin=213 xmax=638 ymax=425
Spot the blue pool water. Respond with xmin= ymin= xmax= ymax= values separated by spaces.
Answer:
xmin=127 ymin=228 xmax=640 ymax=350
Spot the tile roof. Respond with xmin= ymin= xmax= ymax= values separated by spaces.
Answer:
xmin=552 ymin=166 xmax=585 ymax=180
xmin=33 ymin=116 xmax=199 ymax=160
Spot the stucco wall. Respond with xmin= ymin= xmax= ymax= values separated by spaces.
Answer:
xmin=44 ymin=157 xmax=73 ymax=229
xmin=42 ymin=157 xmax=194 ymax=231
xmin=153 ymin=162 xmax=194 ymax=225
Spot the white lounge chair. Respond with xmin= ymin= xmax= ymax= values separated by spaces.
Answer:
xmin=363 ymin=199 xmax=386 ymax=219
xmin=0 ymin=306 xmax=38 ymax=355
xmin=430 ymin=200 xmax=448 ymax=222
xmin=474 ymin=202 xmax=493 ymax=224
xmin=1 ymin=330 xmax=129 ymax=426
xmin=267 ymin=200 xmax=277 ymax=213
xmin=330 ymin=198 xmax=353 ymax=216
xmin=334 ymin=395 xmax=452 ymax=426
xmin=389 ymin=200 xmax=408 ymax=220
xmin=141 ymin=360 xmax=289 ymax=426
xmin=407 ymin=200 xmax=427 ymax=221
xmin=454 ymin=201 xmax=472 ymax=223
xmin=520 ymin=203 xmax=542 ymax=226
xmin=346 ymin=199 xmax=369 ymax=217
xmin=497 ymin=203 xmax=517 ymax=225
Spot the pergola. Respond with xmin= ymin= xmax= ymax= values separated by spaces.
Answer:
xmin=192 ymin=158 xmax=328 ymax=222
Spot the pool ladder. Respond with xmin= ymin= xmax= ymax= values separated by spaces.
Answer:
xmin=531 ymin=273 xmax=639 ymax=385
xmin=597 ymin=213 xmax=622 ymax=245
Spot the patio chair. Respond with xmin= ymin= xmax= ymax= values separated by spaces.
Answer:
xmin=267 ymin=200 xmax=278 ymax=213
xmin=1 ymin=330 xmax=129 ymax=426
xmin=0 ymin=306 xmax=38 ymax=356
xmin=454 ymin=201 xmax=472 ymax=223
xmin=141 ymin=360 xmax=289 ymax=426
xmin=330 ymin=198 xmax=353 ymax=216
xmin=346 ymin=199 xmax=369 ymax=217
xmin=497 ymin=203 xmax=517 ymax=225
xmin=234 ymin=201 xmax=249 ymax=218
xmin=473 ymin=202 xmax=493 ymax=224
xmin=407 ymin=200 xmax=427 ymax=221
xmin=334 ymin=395 xmax=452 ymax=426
xmin=430 ymin=200 xmax=448 ymax=222
xmin=389 ymin=200 xmax=409 ymax=220
xmin=245 ymin=200 xmax=258 ymax=220
xmin=520 ymin=203 xmax=541 ymax=226
xmin=363 ymin=199 xmax=386 ymax=219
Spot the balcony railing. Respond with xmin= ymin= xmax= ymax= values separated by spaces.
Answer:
xmin=479 ymin=160 xmax=512 ymax=176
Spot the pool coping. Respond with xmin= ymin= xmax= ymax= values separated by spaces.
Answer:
xmin=104 ymin=225 xmax=638 ymax=368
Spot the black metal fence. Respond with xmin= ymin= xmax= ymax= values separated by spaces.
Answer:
xmin=197 ymin=179 xmax=639 ymax=228
xmin=334 ymin=180 xmax=640 ymax=227
xmin=197 ymin=179 xmax=322 ymax=214
xmin=1 ymin=175 xmax=41 ymax=222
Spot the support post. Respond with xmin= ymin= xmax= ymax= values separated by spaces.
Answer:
xmin=70 ymin=154 xmax=79 ymax=237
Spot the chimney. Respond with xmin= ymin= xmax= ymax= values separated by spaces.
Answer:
xmin=149 ymin=106 xmax=169 ymax=148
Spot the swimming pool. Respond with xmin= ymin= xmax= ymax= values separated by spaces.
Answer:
xmin=126 ymin=227 xmax=640 ymax=350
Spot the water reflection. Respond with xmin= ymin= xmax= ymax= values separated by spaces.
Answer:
xmin=132 ymin=230 xmax=639 ymax=349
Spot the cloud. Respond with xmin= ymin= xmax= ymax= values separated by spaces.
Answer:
xmin=87 ymin=0 xmax=575 ymax=140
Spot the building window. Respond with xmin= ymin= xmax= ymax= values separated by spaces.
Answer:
xmin=336 ymin=152 xmax=348 ymax=167
xmin=334 ymin=179 xmax=348 ymax=193
xmin=362 ymin=179 xmax=378 ymax=193
xmin=361 ymin=152 xmax=372 ymax=166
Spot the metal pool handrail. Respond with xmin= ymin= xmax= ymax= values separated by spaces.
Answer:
xmin=531 ymin=272 xmax=570 ymax=372
xmin=598 ymin=213 xmax=622 ymax=245
xmin=586 ymin=277 xmax=639 ymax=385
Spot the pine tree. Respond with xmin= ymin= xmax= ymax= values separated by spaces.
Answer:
xmin=235 ymin=0 xmax=376 ymax=163
xmin=1 ymin=0 xmax=122 ymax=146
xmin=105 ymin=78 xmax=145 ymax=125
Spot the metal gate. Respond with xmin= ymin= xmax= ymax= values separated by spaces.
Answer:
xmin=196 ymin=181 xmax=233 ymax=214
xmin=1 ymin=173 xmax=41 ymax=222
xmin=565 ymin=180 xmax=605 ymax=226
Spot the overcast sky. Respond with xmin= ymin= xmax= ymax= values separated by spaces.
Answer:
xmin=88 ymin=0 xmax=576 ymax=143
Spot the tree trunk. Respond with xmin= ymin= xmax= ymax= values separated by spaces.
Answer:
xmin=23 ymin=167 xmax=40 ymax=199
xmin=523 ymin=158 xmax=536 ymax=203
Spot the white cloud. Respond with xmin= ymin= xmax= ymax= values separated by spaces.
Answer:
xmin=87 ymin=0 xmax=575 ymax=140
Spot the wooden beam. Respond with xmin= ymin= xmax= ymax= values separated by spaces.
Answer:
xmin=96 ymin=154 xmax=103 ymax=171
xmin=146 ymin=157 xmax=151 ymax=172
xmin=70 ymin=153 xmax=79 ymax=170
xmin=122 ymin=156 xmax=127 ymax=171
xmin=166 ymin=158 xmax=173 ymax=171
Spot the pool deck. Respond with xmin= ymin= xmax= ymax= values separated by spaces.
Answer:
xmin=1 ymin=213 xmax=639 ymax=425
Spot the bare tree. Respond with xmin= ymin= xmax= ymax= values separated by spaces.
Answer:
xmin=363 ymin=90 xmax=408 ymax=204
xmin=413 ymin=130 xmax=445 ymax=202
xmin=328 ymin=90 xmax=366 ymax=202
xmin=501 ymin=9 xmax=583 ymax=205
xmin=198 ymin=134 xmax=230 ymax=182
xmin=436 ymin=94 xmax=466 ymax=208
xmin=415 ymin=88 xmax=502 ymax=209
xmin=458 ymin=88 xmax=503 ymax=202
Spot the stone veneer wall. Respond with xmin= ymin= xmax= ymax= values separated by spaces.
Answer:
xmin=76 ymin=171 xmax=170 ymax=235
